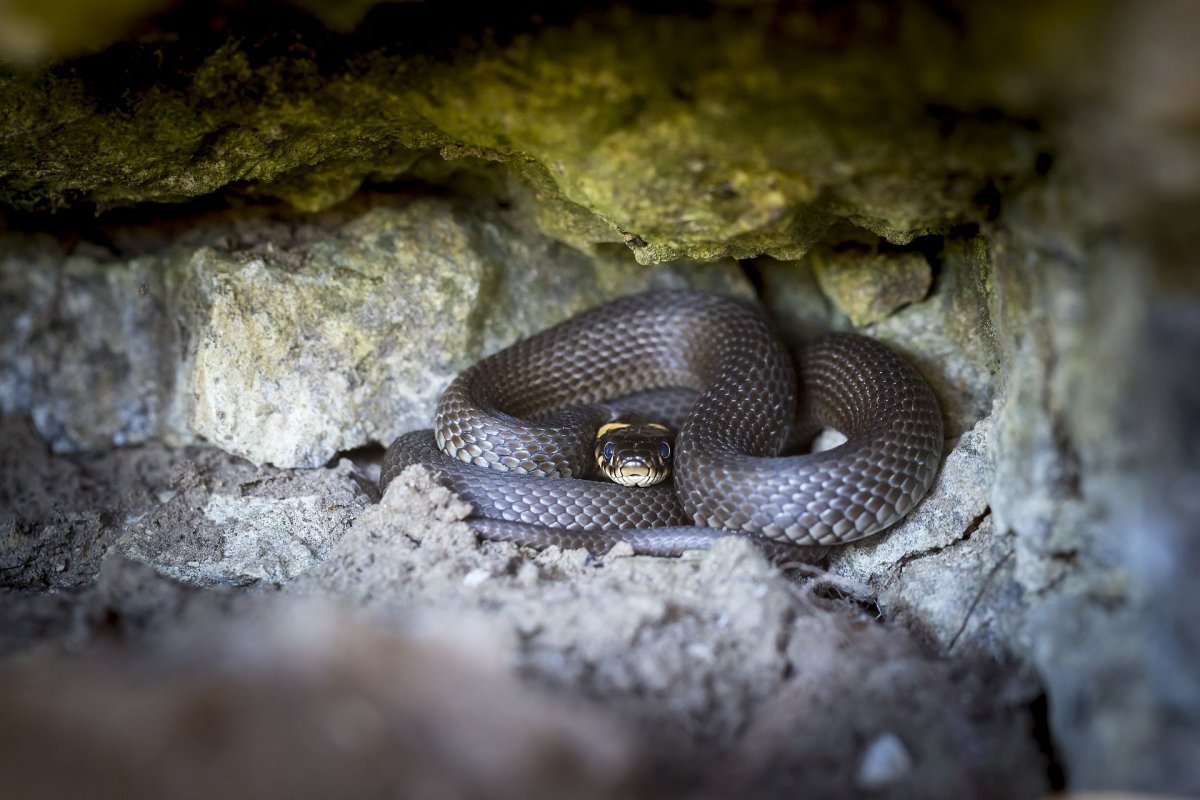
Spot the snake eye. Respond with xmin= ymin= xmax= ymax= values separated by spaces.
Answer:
xmin=602 ymin=441 xmax=615 ymax=462
xmin=659 ymin=441 xmax=671 ymax=460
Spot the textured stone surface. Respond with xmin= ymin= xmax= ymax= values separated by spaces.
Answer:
xmin=979 ymin=1 xmax=1200 ymax=790
xmin=118 ymin=454 xmax=368 ymax=586
xmin=0 ymin=414 xmax=371 ymax=589
xmin=0 ymin=199 xmax=750 ymax=467
xmin=182 ymin=202 xmax=749 ymax=466
xmin=0 ymin=3 xmax=1044 ymax=262
xmin=0 ymin=241 xmax=176 ymax=453
xmin=827 ymin=417 xmax=1021 ymax=660
xmin=987 ymin=209 xmax=1200 ymax=792
xmin=812 ymin=247 xmax=932 ymax=326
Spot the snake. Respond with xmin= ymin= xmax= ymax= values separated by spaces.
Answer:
xmin=380 ymin=290 xmax=943 ymax=559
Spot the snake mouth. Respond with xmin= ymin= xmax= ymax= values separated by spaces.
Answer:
xmin=608 ymin=460 xmax=667 ymax=487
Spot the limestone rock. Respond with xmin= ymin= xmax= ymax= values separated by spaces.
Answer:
xmin=827 ymin=416 xmax=1021 ymax=660
xmin=0 ymin=240 xmax=176 ymax=454
xmin=812 ymin=247 xmax=932 ymax=326
xmin=0 ymin=200 xmax=751 ymax=467
xmin=866 ymin=238 xmax=999 ymax=437
xmin=117 ymin=453 xmax=369 ymax=586
xmin=987 ymin=196 xmax=1200 ymax=792
xmin=180 ymin=202 xmax=748 ymax=467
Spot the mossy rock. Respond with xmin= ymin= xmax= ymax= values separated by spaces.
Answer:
xmin=0 ymin=3 xmax=1052 ymax=263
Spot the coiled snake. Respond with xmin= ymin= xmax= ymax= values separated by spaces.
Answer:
xmin=381 ymin=291 xmax=943 ymax=558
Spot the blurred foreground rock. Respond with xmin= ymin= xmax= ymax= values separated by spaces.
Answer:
xmin=0 ymin=594 xmax=639 ymax=800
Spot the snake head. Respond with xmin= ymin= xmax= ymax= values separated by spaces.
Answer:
xmin=594 ymin=422 xmax=674 ymax=487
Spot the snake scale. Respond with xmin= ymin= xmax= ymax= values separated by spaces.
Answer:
xmin=381 ymin=291 xmax=943 ymax=558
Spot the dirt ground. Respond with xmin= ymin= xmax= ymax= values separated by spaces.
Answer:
xmin=0 ymin=414 xmax=1048 ymax=799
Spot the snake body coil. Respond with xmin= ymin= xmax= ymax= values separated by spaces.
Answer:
xmin=381 ymin=291 xmax=943 ymax=556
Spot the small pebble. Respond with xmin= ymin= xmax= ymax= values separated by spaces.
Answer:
xmin=462 ymin=568 xmax=491 ymax=588
xmin=856 ymin=732 xmax=913 ymax=789
xmin=516 ymin=562 xmax=540 ymax=587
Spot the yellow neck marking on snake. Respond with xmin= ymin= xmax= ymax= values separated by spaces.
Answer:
xmin=597 ymin=422 xmax=631 ymax=437
xmin=597 ymin=422 xmax=670 ymax=435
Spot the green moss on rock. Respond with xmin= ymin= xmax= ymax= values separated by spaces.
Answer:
xmin=1 ymin=4 xmax=1046 ymax=263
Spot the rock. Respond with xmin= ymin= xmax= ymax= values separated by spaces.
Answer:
xmin=974 ymin=0 xmax=1200 ymax=782
xmin=754 ymin=236 xmax=997 ymax=437
xmin=987 ymin=203 xmax=1200 ymax=792
xmin=0 ymin=5 xmax=1042 ymax=261
xmin=856 ymin=733 xmax=915 ymax=789
xmin=811 ymin=246 xmax=932 ymax=326
xmin=827 ymin=416 xmax=1021 ymax=660
xmin=0 ymin=199 xmax=751 ymax=467
xmin=0 ymin=240 xmax=176 ymax=454
xmin=181 ymin=201 xmax=749 ymax=467
xmin=865 ymin=238 xmax=999 ymax=437
xmin=0 ymin=595 xmax=640 ymax=800
xmin=117 ymin=453 xmax=370 ymax=586
xmin=0 ymin=412 xmax=372 ymax=589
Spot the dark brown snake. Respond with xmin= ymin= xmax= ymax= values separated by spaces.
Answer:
xmin=380 ymin=291 xmax=943 ymax=559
